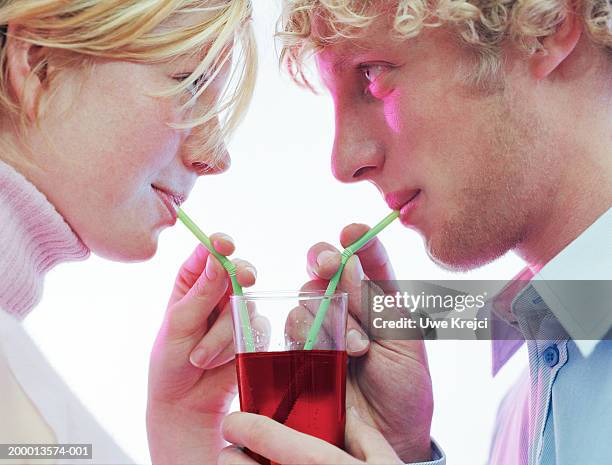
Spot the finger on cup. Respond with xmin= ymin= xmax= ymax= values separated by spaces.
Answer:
xmin=191 ymin=302 xmax=270 ymax=369
xmin=221 ymin=412 xmax=355 ymax=465
xmin=301 ymin=281 xmax=370 ymax=357
xmin=284 ymin=303 xmax=331 ymax=350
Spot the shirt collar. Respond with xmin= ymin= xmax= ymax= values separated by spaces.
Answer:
xmin=491 ymin=207 xmax=612 ymax=376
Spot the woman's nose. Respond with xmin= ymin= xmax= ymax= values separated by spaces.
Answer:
xmin=188 ymin=145 xmax=231 ymax=176
xmin=182 ymin=116 xmax=231 ymax=176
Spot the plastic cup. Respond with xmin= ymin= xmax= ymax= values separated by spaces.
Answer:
xmin=230 ymin=291 xmax=348 ymax=465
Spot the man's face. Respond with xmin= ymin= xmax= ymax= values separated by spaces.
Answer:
xmin=316 ymin=16 xmax=558 ymax=271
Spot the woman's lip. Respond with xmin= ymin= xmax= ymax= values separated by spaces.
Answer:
xmin=152 ymin=186 xmax=178 ymax=224
xmin=152 ymin=184 xmax=186 ymax=206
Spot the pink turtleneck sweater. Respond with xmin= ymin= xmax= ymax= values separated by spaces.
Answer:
xmin=0 ymin=159 xmax=133 ymax=464
xmin=0 ymin=159 xmax=89 ymax=318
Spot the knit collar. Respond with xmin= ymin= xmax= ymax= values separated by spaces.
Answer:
xmin=0 ymin=159 xmax=89 ymax=319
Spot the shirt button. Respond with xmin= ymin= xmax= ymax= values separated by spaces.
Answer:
xmin=543 ymin=345 xmax=560 ymax=367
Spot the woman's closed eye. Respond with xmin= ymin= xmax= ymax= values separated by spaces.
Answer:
xmin=174 ymin=72 xmax=210 ymax=96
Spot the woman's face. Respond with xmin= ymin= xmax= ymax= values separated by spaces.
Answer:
xmin=18 ymin=52 xmax=230 ymax=261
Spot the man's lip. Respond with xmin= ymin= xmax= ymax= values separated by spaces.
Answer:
xmin=385 ymin=189 xmax=421 ymax=211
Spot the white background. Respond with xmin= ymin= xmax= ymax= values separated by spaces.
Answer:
xmin=25 ymin=2 xmax=528 ymax=464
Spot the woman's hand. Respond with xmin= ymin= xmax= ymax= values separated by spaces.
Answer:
xmin=218 ymin=409 xmax=404 ymax=465
xmin=146 ymin=236 xmax=266 ymax=465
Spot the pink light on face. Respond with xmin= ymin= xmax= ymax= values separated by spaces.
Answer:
xmin=383 ymin=90 xmax=402 ymax=134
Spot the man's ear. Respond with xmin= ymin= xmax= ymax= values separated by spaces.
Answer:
xmin=4 ymin=23 xmax=49 ymax=120
xmin=529 ymin=11 xmax=582 ymax=80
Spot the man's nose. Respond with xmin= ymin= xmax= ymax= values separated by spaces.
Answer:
xmin=331 ymin=111 xmax=384 ymax=183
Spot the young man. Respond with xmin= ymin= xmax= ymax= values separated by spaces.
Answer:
xmin=218 ymin=1 xmax=611 ymax=464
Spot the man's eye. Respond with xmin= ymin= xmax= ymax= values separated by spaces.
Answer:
xmin=362 ymin=64 xmax=387 ymax=83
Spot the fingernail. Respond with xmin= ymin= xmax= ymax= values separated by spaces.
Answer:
xmin=213 ymin=233 xmax=234 ymax=251
xmin=347 ymin=328 xmax=369 ymax=352
xmin=317 ymin=250 xmax=336 ymax=267
xmin=245 ymin=265 xmax=257 ymax=280
xmin=205 ymin=256 xmax=220 ymax=280
xmin=190 ymin=348 xmax=207 ymax=368
xmin=217 ymin=233 xmax=234 ymax=244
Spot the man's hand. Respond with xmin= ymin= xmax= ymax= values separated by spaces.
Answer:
xmin=146 ymin=237 xmax=268 ymax=465
xmin=305 ymin=224 xmax=434 ymax=463
xmin=219 ymin=409 xmax=404 ymax=465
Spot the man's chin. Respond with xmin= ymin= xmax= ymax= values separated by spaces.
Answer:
xmin=425 ymin=236 xmax=501 ymax=273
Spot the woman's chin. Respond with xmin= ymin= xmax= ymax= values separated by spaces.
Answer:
xmin=88 ymin=234 xmax=159 ymax=263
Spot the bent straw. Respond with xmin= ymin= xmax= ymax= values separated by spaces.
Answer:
xmin=176 ymin=207 xmax=255 ymax=353
xmin=273 ymin=210 xmax=401 ymax=424
xmin=303 ymin=210 xmax=400 ymax=350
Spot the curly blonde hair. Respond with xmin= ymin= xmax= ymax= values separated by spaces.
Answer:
xmin=279 ymin=0 xmax=611 ymax=89
xmin=0 ymin=0 xmax=256 ymax=161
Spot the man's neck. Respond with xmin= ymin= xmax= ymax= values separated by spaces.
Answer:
xmin=517 ymin=180 xmax=611 ymax=273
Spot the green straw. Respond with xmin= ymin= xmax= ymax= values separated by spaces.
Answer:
xmin=303 ymin=210 xmax=400 ymax=350
xmin=176 ymin=207 xmax=255 ymax=353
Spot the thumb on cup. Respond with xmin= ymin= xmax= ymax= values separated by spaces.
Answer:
xmin=346 ymin=328 xmax=370 ymax=356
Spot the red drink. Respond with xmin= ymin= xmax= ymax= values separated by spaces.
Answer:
xmin=236 ymin=349 xmax=347 ymax=465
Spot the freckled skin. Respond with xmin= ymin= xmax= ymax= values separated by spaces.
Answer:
xmin=11 ymin=56 xmax=229 ymax=262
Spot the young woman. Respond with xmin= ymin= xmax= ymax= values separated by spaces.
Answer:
xmin=0 ymin=1 xmax=263 ymax=463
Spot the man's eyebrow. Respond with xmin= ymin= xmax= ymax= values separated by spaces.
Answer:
xmin=329 ymin=42 xmax=379 ymax=73
xmin=332 ymin=54 xmax=352 ymax=73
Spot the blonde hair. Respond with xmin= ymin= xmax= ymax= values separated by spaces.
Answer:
xmin=0 ymin=0 xmax=256 ymax=161
xmin=279 ymin=0 xmax=612 ymax=89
